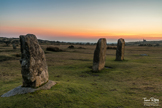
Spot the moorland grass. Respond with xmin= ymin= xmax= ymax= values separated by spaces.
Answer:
xmin=0 ymin=45 xmax=162 ymax=108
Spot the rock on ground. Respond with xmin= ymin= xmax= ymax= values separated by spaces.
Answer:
xmin=1 ymin=80 xmax=56 ymax=97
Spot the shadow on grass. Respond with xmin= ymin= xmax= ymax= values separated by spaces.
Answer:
xmin=114 ymin=59 xmax=129 ymax=62
xmin=88 ymin=66 xmax=113 ymax=70
xmin=81 ymin=66 xmax=111 ymax=77
xmin=81 ymin=70 xmax=100 ymax=76
xmin=70 ymin=59 xmax=91 ymax=61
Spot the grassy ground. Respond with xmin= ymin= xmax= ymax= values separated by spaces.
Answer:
xmin=0 ymin=44 xmax=162 ymax=108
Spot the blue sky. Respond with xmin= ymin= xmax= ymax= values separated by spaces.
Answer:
xmin=0 ymin=0 xmax=162 ymax=42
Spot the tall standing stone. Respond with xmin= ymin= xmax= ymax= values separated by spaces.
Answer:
xmin=92 ymin=38 xmax=107 ymax=71
xmin=116 ymin=38 xmax=125 ymax=61
xmin=20 ymin=34 xmax=49 ymax=88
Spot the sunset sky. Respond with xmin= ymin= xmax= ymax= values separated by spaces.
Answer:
xmin=0 ymin=0 xmax=162 ymax=43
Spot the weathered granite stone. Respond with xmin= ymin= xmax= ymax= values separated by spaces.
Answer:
xmin=92 ymin=38 xmax=107 ymax=71
xmin=116 ymin=38 xmax=125 ymax=61
xmin=1 ymin=80 xmax=56 ymax=97
xmin=12 ymin=43 xmax=16 ymax=49
xmin=20 ymin=34 xmax=49 ymax=88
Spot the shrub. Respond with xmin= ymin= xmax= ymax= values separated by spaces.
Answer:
xmin=68 ymin=45 xmax=74 ymax=49
xmin=107 ymin=46 xmax=117 ymax=49
xmin=46 ymin=46 xmax=62 ymax=52
xmin=78 ymin=47 xmax=85 ymax=49
xmin=15 ymin=53 xmax=21 ymax=57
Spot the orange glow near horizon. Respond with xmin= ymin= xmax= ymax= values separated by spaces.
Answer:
xmin=1 ymin=26 xmax=162 ymax=40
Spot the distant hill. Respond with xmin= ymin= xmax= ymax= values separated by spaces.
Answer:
xmin=1 ymin=37 xmax=162 ymax=46
xmin=126 ymin=40 xmax=162 ymax=46
xmin=0 ymin=37 xmax=96 ymax=45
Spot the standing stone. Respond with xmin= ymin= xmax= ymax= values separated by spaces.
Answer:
xmin=20 ymin=34 xmax=49 ymax=88
xmin=12 ymin=43 xmax=16 ymax=49
xmin=92 ymin=38 xmax=107 ymax=71
xmin=116 ymin=38 xmax=125 ymax=61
